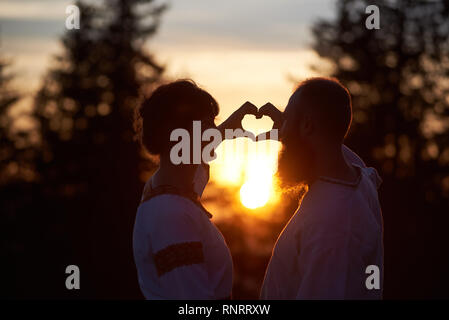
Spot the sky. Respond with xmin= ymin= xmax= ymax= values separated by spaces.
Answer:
xmin=0 ymin=0 xmax=335 ymax=117
xmin=0 ymin=0 xmax=336 ymax=208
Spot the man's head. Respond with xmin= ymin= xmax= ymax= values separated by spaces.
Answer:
xmin=277 ymin=77 xmax=352 ymax=189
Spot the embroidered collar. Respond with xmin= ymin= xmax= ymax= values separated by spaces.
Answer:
xmin=141 ymin=183 xmax=213 ymax=219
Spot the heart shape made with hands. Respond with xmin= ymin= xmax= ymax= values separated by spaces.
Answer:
xmin=241 ymin=114 xmax=275 ymax=140
xmin=239 ymin=103 xmax=282 ymax=141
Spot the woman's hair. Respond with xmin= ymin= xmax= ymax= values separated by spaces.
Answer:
xmin=134 ymin=79 xmax=219 ymax=155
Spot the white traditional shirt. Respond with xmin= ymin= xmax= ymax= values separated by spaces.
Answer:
xmin=133 ymin=166 xmax=233 ymax=300
xmin=261 ymin=147 xmax=383 ymax=299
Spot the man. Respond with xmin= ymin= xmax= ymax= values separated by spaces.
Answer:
xmin=259 ymin=77 xmax=383 ymax=299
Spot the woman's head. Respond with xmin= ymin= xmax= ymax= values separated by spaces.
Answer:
xmin=134 ymin=79 xmax=219 ymax=158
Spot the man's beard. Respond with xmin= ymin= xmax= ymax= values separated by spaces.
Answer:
xmin=276 ymin=135 xmax=316 ymax=194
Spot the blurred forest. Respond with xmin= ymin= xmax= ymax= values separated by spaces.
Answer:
xmin=1 ymin=0 xmax=449 ymax=299
xmin=1 ymin=0 xmax=165 ymax=298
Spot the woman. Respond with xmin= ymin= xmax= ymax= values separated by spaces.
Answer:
xmin=132 ymin=79 xmax=257 ymax=299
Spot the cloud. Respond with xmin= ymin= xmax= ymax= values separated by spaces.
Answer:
xmin=154 ymin=0 xmax=335 ymax=50
xmin=0 ymin=0 xmax=71 ymax=20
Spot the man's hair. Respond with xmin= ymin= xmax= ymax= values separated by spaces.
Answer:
xmin=134 ymin=79 xmax=219 ymax=155
xmin=294 ymin=77 xmax=352 ymax=141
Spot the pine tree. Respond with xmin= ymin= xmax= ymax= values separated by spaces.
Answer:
xmin=0 ymin=57 xmax=21 ymax=184
xmin=32 ymin=0 xmax=166 ymax=298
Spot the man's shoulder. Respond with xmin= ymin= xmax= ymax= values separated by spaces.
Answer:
xmin=301 ymin=182 xmax=355 ymax=218
xmin=300 ymin=179 xmax=381 ymax=241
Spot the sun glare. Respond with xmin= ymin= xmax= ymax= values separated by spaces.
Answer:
xmin=240 ymin=150 xmax=278 ymax=209
xmin=210 ymin=138 xmax=280 ymax=209
xmin=240 ymin=180 xmax=271 ymax=209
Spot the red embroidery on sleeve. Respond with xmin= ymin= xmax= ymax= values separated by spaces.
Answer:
xmin=154 ymin=241 xmax=205 ymax=277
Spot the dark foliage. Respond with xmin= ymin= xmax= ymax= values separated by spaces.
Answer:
xmin=1 ymin=0 xmax=166 ymax=298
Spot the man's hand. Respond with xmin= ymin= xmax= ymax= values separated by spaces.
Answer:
xmin=256 ymin=103 xmax=284 ymax=141
xmin=217 ymin=101 xmax=259 ymax=140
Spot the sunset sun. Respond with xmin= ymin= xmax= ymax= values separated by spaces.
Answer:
xmin=240 ymin=180 xmax=271 ymax=209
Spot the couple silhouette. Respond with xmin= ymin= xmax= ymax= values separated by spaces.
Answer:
xmin=132 ymin=77 xmax=383 ymax=300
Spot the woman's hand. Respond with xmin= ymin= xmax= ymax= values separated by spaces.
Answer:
xmin=217 ymin=101 xmax=259 ymax=140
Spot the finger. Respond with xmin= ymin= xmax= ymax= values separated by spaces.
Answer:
xmin=259 ymin=103 xmax=284 ymax=129
xmin=258 ymin=103 xmax=279 ymax=118
xmin=241 ymin=101 xmax=258 ymax=117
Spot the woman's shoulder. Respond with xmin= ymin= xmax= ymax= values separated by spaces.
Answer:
xmin=135 ymin=194 xmax=211 ymax=249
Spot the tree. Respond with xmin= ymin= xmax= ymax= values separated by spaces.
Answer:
xmin=311 ymin=0 xmax=449 ymax=298
xmin=0 ymin=57 xmax=22 ymax=184
xmin=30 ymin=0 xmax=166 ymax=298
xmin=0 ymin=57 xmax=24 ymax=298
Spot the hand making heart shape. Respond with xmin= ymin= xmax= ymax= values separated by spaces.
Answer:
xmin=218 ymin=101 xmax=284 ymax=142
xmin=255 ymin=102 xmax=283 ymax=141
